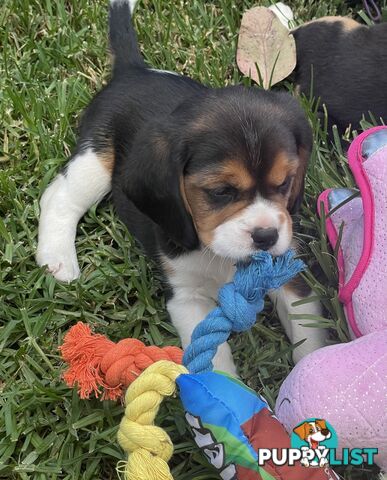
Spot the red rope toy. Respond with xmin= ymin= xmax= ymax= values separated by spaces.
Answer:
xmin=60 ymin=322 xmax=183 ymax=400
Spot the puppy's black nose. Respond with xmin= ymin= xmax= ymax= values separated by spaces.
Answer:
xmin=251 ymin=228 xmax=279 ymax=250
xmin=321 ymin=429 xmax=330 ymax=436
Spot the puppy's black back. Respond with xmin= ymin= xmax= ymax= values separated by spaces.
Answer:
xmin=79 ymin=0 xmax=203 ymax=148
xmin=75 ymin=1 xmax=205 ymax=256
xmin=294 ymin=20 xmax=387 ymax=133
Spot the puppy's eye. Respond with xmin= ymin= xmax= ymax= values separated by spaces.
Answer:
xmin=206 ymin=185 xmax=237 ymax=204
xmin=277 ymin=176 xmax=292 ymax=194
xmin=212 ymin=186 xmax=236 ymax=197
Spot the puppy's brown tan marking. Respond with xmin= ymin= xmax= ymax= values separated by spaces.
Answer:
xmin=98 ymin=147 xmax=115 ymax=173
xmin=219 ymin=159 xmax=256 ymax=190
xmin=284 ymin=274 xmax=312 ymax=299
xmin=304 ymin=16 xmax=361 ymax=32
xmin=184 ymin=161 xmax=255 ymax=245
xmin=267 ymin=151 xmax=297 ymax=186
xmin=180 ymin=176 xmax=193 ymax=216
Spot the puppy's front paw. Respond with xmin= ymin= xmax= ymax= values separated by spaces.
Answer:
xmin=36 ymin=242 xmax=80 ymax=282
xmin=300 ymin=457 xmax=310 ymax=468
xmin=319 ymin=457 xmax=329 ymax=467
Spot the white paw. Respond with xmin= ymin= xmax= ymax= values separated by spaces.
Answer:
xmin=212 ymin=343 xmax=238 ymax=377
xmin=319 ymin=458 xmax=329 ymax=467
xmin=300 ymin=457 xmax=310 ymax=467
xmin=36 ymin=243 xmax=80 ymax=282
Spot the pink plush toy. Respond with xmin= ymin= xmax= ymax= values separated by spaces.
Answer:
xmin=276 ymin=331 xmax=387 ymax=471
xmin=276 ymin=127 xmax=387 ymax=472
xmin=319 ymin=126 xmax=387 ymax=338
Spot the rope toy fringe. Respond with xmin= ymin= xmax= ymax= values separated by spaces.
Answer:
xmin=60 ymin=322 xmax=183 ymax=400
xmin=183 ymin=250 xmax=305 ymax=373
xmin=117 ymin=360 xmax=187 ymax=480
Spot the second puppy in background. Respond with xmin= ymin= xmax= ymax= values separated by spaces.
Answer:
xmin=271 ymin=2 xmax=387 ymax=136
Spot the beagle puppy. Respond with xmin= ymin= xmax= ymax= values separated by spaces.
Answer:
xmin=293 ymin=14 xmax=387 ymax=136
xmin=36 ymin=0 xmax=327 ymax=374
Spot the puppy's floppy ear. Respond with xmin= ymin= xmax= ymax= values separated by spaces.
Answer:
xmin=288 ymin=146 xmax=308 ymax=214
xmin=288 ymin=117 xmax=312 ymax=214
xmin=293 ymin=422 xmax=308 ymax=440
xmin=121 ymin=120 xmax=199 ymax=250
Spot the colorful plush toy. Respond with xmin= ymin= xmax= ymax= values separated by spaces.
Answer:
xmin=62 ymin=251 xmax=339 ymax=479
xmin=275 ymin=127 xmax=387 ymax=473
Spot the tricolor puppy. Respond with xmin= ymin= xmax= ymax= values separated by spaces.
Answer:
xmin=36 ymin=0 xmax=327 ymax=374
xmin=271 ymin=2 xmax=387 ymax=136
xmin=293 ymin=419 xmax=332 ymax=467
xmin=294 ymin=15 xmax=387 ymax=136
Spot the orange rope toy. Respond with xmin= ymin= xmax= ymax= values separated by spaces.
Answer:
xmin=60 ymin=322 xmax=183 ymax=400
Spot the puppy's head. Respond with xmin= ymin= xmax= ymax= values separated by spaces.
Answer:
xmin=126 ymin=87 xmax=311 ymax=258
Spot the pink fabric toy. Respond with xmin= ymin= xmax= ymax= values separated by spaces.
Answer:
xmin=318 ymin=126 xmax=387 ymax=337
xmin=276 ymin=127 xmax=387 ymax=472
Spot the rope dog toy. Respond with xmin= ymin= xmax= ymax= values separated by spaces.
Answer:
xmin=61 ymin=251 xmax=337 ymax=478
xmin=60 ymin=322 xmax=183 ymax=400
xmin=183 ymin=250 xmax=304 ymax=374
xmin=117 ymin=251 xmax=338 ymax=479
xmin=117 ymin=361 xmax=187 ymax=480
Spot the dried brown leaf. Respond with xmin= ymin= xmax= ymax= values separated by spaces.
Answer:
xmin=237 ymin=6 xmax=296 ymax=89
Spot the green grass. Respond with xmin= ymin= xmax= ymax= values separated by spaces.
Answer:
xmin=0 ymin=0 xmax=385 ymax=478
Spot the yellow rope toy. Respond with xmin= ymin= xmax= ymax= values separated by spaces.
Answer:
xmin=117 ymin=360 xmax=187 ymax=480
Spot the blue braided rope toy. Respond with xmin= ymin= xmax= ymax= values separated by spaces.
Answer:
xmin=183 ymin=250 xmax=305 ymax=374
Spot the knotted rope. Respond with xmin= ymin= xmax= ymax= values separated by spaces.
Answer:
xmin=183 ymin=250 xmax=305 ymax=373
xmin=117 ymin=360 xmax=187 ymax=480
xmin=60 ymin=322 xmax=183 ymax=400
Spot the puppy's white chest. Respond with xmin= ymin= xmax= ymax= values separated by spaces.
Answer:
xmin=164 ymin=249 xmax=235 ymax=300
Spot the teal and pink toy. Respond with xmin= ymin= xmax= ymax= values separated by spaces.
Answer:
xmin=276 ymin=126 xmax=387 ymax=473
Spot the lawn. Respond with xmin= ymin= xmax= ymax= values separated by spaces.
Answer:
xmin=0 ymin=0 xmax=384 ymax=479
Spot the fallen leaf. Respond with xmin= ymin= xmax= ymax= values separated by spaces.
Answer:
xmin=237 ymin=6 xmax=296 ymax=89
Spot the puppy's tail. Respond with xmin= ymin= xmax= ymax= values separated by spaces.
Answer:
xmin=109 ymin=0 xmax=145 ymax=73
